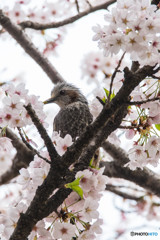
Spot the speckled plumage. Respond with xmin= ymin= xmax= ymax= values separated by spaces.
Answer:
xmin=54 ymin=101 xmax=93 ymax=140
xmin=44 ymin=82 xmax=93 ymax=141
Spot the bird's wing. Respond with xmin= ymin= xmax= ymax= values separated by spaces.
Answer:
xmin=53 ymin=102 xmax=93 ymax=140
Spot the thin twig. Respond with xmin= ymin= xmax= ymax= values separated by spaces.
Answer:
xmin=17 ymin=127 xmax=51 ymax=164
xmin=127 ymin=97 xmax=160 ymax=106
xmin=17 ymin=127 xmax=33 ymax=150
xmin=75 ymin=0 xmax=80 ymax=13
xmin=86 ymin=0 xmax=92 ymax=8
xmin=107 ymin=52 xmax=126 ymax=103
xmin=96 ymin=96 xmax=105 ymax=106
xmin=118 ymin=125 xmax=137 ymax=129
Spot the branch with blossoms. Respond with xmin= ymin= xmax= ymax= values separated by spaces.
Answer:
xmin=126 ymin=96 xmax=160 ymax=106
xmin=0 ymin=10 xmax=65 ymax=84
xmin=101 ymin=141 xmax=160 ymax=197
xmin=9 ymin=63 xmax=160 ymax=239
xmin=102 ymin=160 xmax=160 ymax=198
xmin=0 ymin=128 xmax=35 ymax=185
xmin=1 ymin=0 xmax=160 ymax=239
xmin=19 ymin=0 xmax=116 ymax=30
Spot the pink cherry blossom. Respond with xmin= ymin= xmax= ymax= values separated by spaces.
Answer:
xmin=82 ymin=198 xmax=99 ymax=221
xmin=0 ymin=137 xmax=12 ymax=152
xmin=145 ymin=136 xmax=160 ymax=158
xmin=76 ymin=169 xmax=97 ymax=192
xmin=52 ymin=222 xmax=76 ymax=240
xmin=93 ymin=0 xmax=160 ymax=65
xmin=55 ymin=134 xmax=73 ymax=156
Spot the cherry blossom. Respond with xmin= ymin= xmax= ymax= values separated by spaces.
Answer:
xmin=78 ymin=230 xmax=95 ymax=240
xmin=76 ymin=169 xmax=97 ymax=192
xmin=125 ymin=145 xmax=147 ymax=170
xmin=0 ymin=137 xmax=13 ymax=152
xmin=81 ymin=198 xmax=99 ymax=221
xmin=55 ymin=133 xmax=73 ymax=156
xmin=28 ymin=220 xmax=52 ymax=240
xmin=145 ymin=136 xmax=160 ymax=158
xmin=52 ymin=222 xmax=76 ymax=240
xmin=0 ymin=83 xmax=48 ymax=128
xmin=1 ymin=0 xmax=160 ymax=239
xmin=93 ymin=0 xmax=160 ymax=65
xmin=17 ymin=168 xmax=30 ymax=189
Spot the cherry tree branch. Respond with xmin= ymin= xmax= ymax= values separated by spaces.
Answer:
xmin=101 ymin=141 xmax=160 ymax=197
xmin=101 ymin=161 xmax=160 ymax=197
xmin=0 ymin=10 xmax=65 ymax=84
xmin=126 ymin=97 xmax=160 ymax=106
xmin=17 ymin=127 xmax=51 ymax=164
xmin=131 ymin=61 xmax=140 ymax=72
xmin=1 ymin=4 xmax=160 ymax=239
xmin=107 ymin=52 xmax=125 ymax=103
xmin=19 ymin=0 xmax=116 ymax=30
xmin=105 ymin=184 xmax=144 ymax=201
xmin=0 ymin=128 xmax=35 ymax=185
xmin=75 ymin=0 xmax=80 ymax=13
xmin=24 ymin=104 xmax=59 ymax=162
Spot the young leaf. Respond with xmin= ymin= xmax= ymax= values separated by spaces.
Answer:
xmin=104 ymin=88 xmax=109 ymax=97
xmin=65 ymin=177 xmax=83 ymax=199
xmin=155 ymin=124 xmax=160 ymax=131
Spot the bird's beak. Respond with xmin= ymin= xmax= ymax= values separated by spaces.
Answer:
xmin=43 ymin=96 xmax=57 ymax=104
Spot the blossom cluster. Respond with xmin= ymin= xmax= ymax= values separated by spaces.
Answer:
xmin=93 ymin=0 xmax=160 ymax=66
xmin=2 ymin=0 xmax=74 ymax=23
xmin=0 ymin=0 xmax=71 ymax=55
xmin=0 ymin=82 xmax=47 ymax=129
xmin=81 ymin=51 xmax=123 ymax=87
xmin=0 ymin=147 xmax=108 ymax=239
xmin=125 ymin=136 xmax=160 ymax=170
xmin=49 ymin=167 xmax=107 ymax=240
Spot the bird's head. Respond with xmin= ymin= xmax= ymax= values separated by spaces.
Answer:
xmin=44 ymin=82 xmax=88 ymax=108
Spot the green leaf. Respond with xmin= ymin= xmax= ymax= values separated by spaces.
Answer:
xmin=71 ymin=185 xmax=83 ymax=199
xmin=102 ymin=97 xmax=106 ymax=103
xmin=155 ymin=124 xmax=160 ymax=131
xmin=103 ymin=88 xmax=115 ymax=101
xmin=104 ymin=88 xmax=109 ymax=97
xmin=65 ymin=177 xmax=83 ymax=199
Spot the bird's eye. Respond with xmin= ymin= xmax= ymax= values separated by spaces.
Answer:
xmin=60 ymin=90 xmax=65 ymax=95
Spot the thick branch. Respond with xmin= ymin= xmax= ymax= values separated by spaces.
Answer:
xmin=19 ymin=0 xmax=116 ymax=30
xmin=101 ymin=161 xmax=160 ymax=197
xmin=9 ymin=187 xmax=72 ymax=240
xmin=0 ymin=10 xmax=64 ymax=84
xmin=102 ymin=141 xmax=129 ymax=165
xmin=105 ymin=184 xmax=144 ymax=201
xmin=101 ymin=142 xmax=160 ymax=197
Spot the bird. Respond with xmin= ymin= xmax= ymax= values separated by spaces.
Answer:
xmin=43 ymin=82 xmax=93 ymax=142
